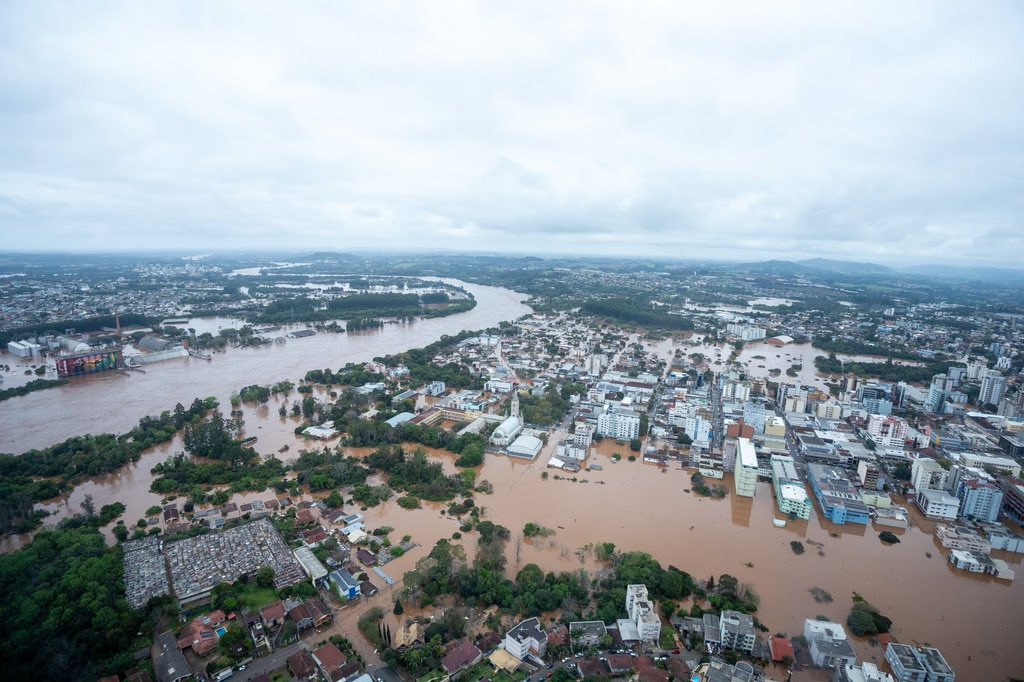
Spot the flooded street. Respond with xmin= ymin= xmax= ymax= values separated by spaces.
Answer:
xmin=0 ymin=280 xmax=530 ymax=454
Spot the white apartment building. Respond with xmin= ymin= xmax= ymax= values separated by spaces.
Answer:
xmin=726 ymin=323 xmax=767 ymax=341
xmin=504 ymin=617 xmax=547 ymax=661
xmin=597 ymin=405 xmax=640 ymax=440
xmin=911 ymin=458 xmax=948 ymax=492
xmin=573 ymin=422 xmax=594 ymax=448
xmin=625 ymin=584 xmax=661 ymax=643
xmin=723 ymin=380 xmax=751 ymax=402
xmin=771 ymin=455 xmax=811 ymax=519
xmin=734 ymin=438 xmax=758 ymax=498
xmin=980 ymin=369 xmax=1008 ymax=406
xmin=867 ymin=414 xmax=909 ymax=449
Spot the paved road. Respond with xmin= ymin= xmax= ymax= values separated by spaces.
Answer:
xmin=233 ymin=642 xmax=306 ymax=681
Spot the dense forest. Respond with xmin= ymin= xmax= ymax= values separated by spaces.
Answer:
xmin=0 ymin=522 xmax=165 ymax=681
xmin=583 ymin=299 xmax=695 ymax=330
xmin=815 ymin=353 xmax=950 ymax=384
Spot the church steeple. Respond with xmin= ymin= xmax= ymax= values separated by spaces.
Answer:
xmin=510 ymin=390 xmax=520 ymax=419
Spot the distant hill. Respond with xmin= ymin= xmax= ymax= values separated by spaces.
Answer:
xmin=798 ymin=258 xmax=893 ymax=274
xmin=306 ymin=251 xmax=358 ymax=261
xmin=900 ymin=264 xmax=1024 ymax=284
xmin=726 ymin=260 xmax=821 ymax=275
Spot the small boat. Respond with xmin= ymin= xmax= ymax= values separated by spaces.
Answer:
xmin=773 ymin=518 xmax=787 ymax=528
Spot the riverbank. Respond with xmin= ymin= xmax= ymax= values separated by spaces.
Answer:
xmin=0 ymin=280 xmax=530 ymax=454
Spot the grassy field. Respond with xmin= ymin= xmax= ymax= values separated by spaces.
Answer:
xmin=235 ymin=582 xmax=281 ymax=612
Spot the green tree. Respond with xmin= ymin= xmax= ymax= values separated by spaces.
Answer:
xmin=393 ymin=599 xmax=404 ymax=615
xmin=256 ymin=566 xmax=275 ymax=588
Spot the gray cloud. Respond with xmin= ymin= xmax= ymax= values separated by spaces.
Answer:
xmin=0 ymin=1 xmax=1022 ymax=264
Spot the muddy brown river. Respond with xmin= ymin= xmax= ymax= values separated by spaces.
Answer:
xmin=1 ymin=286 xmax=1020 ymax=678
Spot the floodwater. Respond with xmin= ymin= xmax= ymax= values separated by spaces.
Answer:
xmin=5 ymin=380 xmax=1022 ymax=678
xmin=3 ymin=287 xmax=1019 ymax=676
xmin=651 ymin=337 xmax=925 ymax=393
xmin=0 ymin=280 xmax=530 ymax=455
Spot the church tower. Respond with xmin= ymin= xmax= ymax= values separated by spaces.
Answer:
xmin=510 ymin=391 xmax=520 ymax=419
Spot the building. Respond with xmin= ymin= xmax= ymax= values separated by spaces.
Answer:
xmin=625 ymin=584 xmax=662 ymax=642
xmin=154 ymin=630 xmax=192 ymax=682
xmin=915 ymin=489 xmax=960 ymax=520
xmin=770 ymin=455 xmax=811 ymax=519
xmin=834 ymin=661 xmax=895 ymax=682
xmin=597 ymin=405 xmax=641 ymax=440
xmin=803 ymin=620 xmax=856 ymax=670
xmin=293 ymin=546 xmax=329 ymax=585
xmin=866 ymin=414 xmax=908 ymax=448
xmin=569 ymin=621 xmax=608 ymax=649
xmin=808 ymin=464 xmax=870 ymax=525
xmin=857 ymin=460 xmax=881 ymax=490
xmin=505 ymin=617 xmax=547 ymax=661
xmin=979 ymin=369 xmax=1008 ymax=407
xmin=734 ymin=438 xmax=758 ymax=498
xmin=507 ymin=434 xmax=544 ymax=460
xmin=934 ymin=524 xmax=992 ymax=553
xmin=441 ymin=640 xmax=483 ymax=678
xmin=859 ymin=382 xmax=894 ymax=415
xmin=312 ymin=642 xmax=349 ymax=682
xmin=719 ymin=611 xmax=755 ymax=653
xmin=950 ymin=468 xmax=1003 ymax=522
xmin=958 ymin=452 xmax=1020 ymax=478
xmin=885 ymin=643 xmax=956 ymax=682
xmin=911 ymin=458 xmax=948 ymax=493
xmin=725 ymin=323 xmax=766 ymax=341
xmin=328 ymin=568 xmax=360 ymax=601
xmin=573 ymin=422 xmax=594 ymax=448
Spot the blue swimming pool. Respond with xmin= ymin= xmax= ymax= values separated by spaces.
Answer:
xmin=216 ymin=626 xmax=227 ymax=637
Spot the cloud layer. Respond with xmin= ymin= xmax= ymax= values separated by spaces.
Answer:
xmin=1 ymin=1 xmax=1022 ymax=264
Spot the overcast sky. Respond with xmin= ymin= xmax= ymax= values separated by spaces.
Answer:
xmin=1 ymin=2 xmax=1022 ymax=265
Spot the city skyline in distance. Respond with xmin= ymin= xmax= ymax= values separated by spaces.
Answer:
xmin=1 ymin=2 xmax=1022 ymax=265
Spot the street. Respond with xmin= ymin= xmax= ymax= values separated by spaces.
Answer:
xmin=233 ymin=642 xmax=306 ymax=682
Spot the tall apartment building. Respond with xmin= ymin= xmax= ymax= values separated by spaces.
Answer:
xmin=867 ymin=414 xmax=909 ymax=449
xmin=949 ymin=467 xmax=1003 ymax=523
xmin=725 ymin=323 xmax=766 ymax=341
xmin=858 ymin=382 xmax=894 ymax=416
xmin=624 ymin=584 xmax=661 ymax=643
xmin=911 ymin=458 xmax=948 ymax=492
xmin=573 ymin=422 xmax=594 ymax=448
xmin=596 ymin=405 xmax=640 ymax=440
xmin=771 ymin=455 xmax=812 ymax=519
xmin=741 ymin=400 xmax=769 ymax=433
xmin=734 ymin=438 xmax=759 ymax=498
xmin=719 ymin=611 xmax=755 ymax=652
xmin=979 ymin=369 xmax=1008 ymax=407
xmin=723 ymin=379 xmax=751 ymax=402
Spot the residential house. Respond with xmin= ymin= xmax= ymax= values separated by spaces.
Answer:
xmin=440 ymin=640 xmax=483 ymax=678
xmin=287 ymin=650 xmax=319 ymax=682
xmin=312 ymin=643 xmax=348 ymax=682
xmin=260 ymin=600 xmax=286 ymax=628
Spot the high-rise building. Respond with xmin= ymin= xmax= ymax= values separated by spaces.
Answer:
xmin=911 ymin=458 xmax=948 ymax=492
xmin=979 ymin=369 xmax=1008 ymax=407
xmin=734 ymin=438 xmax=759 ymax=498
